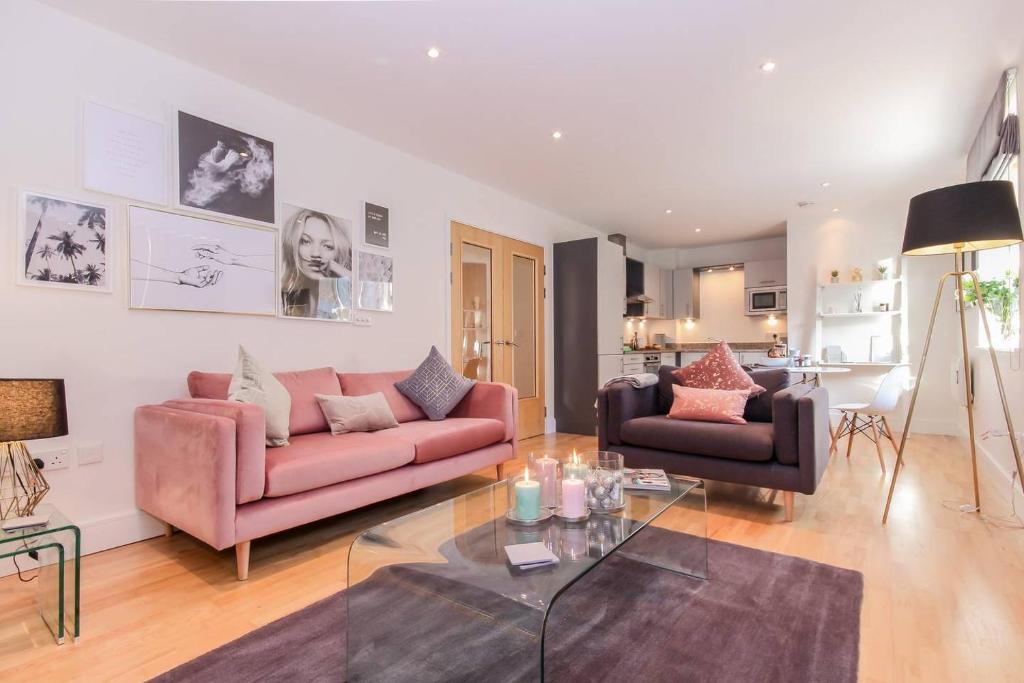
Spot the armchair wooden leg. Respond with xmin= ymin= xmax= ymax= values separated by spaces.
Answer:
xmin=831 ymin=413 xmax=848 ymax=456
xmin=496 ymin=463 xmax=506 ymax=481
xmin=162 ymin=522 xmax=174 ymax=537
xmin=783 ymin=491 xmax=795 ymax=522
xmin=846 ymin=413 xmax=859 ymax=459
xmin=235 ymin=541 xmax=251 ymax=581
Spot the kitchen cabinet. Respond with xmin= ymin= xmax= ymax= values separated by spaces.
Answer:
xmin=622 ymin=354 xmax=645 ymax=374
xmin=643 ymin=263 xmax=665 ymax=318
xmin=597 ymin=354 xmax=624 ymax=388
xmin=661 ymin=352 xmax=677 ymax=367
xmin=744 ymin=259 xmax=786 ymax=288
xmin=679 ymin=352 xmax=704 ymax=366
xmin=738 ymin=351 xmax=769 ymax=366
xmin=672 ymin=268 xmax=700 ymax=320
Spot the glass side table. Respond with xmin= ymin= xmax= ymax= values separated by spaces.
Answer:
xmin=0 ymin=504 xmax=80 ymax=644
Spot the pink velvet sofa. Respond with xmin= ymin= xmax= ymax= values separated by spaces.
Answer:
xmin=135 ymin=366 xmax=517 ymax=579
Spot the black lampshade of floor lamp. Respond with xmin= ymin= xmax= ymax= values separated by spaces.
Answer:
xmin=0 ymin=379 xmax=67 ymax=520
xmin=882 ymin=180 xmax=1024 ymax=523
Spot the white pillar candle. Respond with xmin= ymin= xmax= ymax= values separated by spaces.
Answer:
xmin=561 ymin=477 xmax=587 ymax=518
xmin=535 ymin=455 xmax=559 ymax=508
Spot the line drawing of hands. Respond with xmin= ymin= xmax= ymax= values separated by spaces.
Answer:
xmin=178 ymin=265 xmax=223 ymax=288
xmin=193 ymin=243 xmax=240 ymax=266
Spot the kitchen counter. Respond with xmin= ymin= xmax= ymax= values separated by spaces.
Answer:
xmin=622 ymin=341 xmax=779 ymax=354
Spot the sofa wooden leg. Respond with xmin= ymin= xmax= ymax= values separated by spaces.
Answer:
xmin=236 ymin=541 xmax=251 ymax=581
xmin=783 ymin=491 xmax=795 ymax=522
xmin=162 ymin=522 xmax=174 ymax=537
xmin=496 ymin=463 xmax=506 ymax=481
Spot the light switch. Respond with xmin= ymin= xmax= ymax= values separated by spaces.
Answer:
xmin=78 ymin=442 xmax=103 ymax=465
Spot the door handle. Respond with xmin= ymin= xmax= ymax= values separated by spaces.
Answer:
xmin=504 ymin=340 xmax=519 ymax=348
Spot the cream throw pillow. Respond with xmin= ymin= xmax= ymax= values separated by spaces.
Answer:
xmin=228 ymin=346 xmax=291 ymax=447
xmin=315 ymin=393 xmax=399 ymax=435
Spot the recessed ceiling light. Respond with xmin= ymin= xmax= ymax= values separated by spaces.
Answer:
xmin=729 ymin=265 xmax=735 ymax=271
xmin=821 ymin=181 xmax=831 ymax=188
xmin=706 ymin=267 xmax=713 ymax=272
xmin=665 ymin=209 xmax=672 ymax=214
xmin=832 ymin=208 xmax=840 ymax=213
xmin=426 ymin=47 xmax=440 ymax=59
xmin=760 ymin=61 xmax=777 ymax=73
xmin=551 ymin=130 xmax=563 ymax=140
xmin=694 ymin=228 xmax=702 ymax=233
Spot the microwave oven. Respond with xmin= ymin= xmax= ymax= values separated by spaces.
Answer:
xmin=746 ymin=286 xmax=787 ymax=315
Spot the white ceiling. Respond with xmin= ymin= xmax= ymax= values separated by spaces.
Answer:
xmin=45 ymin=0 xmax=1024 ymax=247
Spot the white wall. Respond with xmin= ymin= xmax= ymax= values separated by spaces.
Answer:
xmin=0 ymin=2 xmax=603 ymax=560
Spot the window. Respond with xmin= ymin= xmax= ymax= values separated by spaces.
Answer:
xmin=974 ymin=71 xmax=1020 ymax=351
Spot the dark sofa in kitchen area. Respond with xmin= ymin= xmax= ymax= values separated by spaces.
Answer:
xmin=597 ymin=366 xmax=831 ymax=521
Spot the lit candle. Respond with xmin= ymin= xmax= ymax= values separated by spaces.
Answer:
xmin=561 ymin=477 xmax=587 ymax=518
xmin=564 ymin=450 xmax=589 ymax=480
xmin=535 ymin=455 xmax=559 ymax=508
xmin=514 ymin=469 xmax=541 ymax=521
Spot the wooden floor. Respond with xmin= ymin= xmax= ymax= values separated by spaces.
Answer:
xmin=2 ymin=431 xmax=1024 ymax=682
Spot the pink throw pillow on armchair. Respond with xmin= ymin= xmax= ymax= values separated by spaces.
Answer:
xmin=668 ymin=384 xmax=750 ymax=425
xmin=671 ymin=342 xmax=765 ymax=396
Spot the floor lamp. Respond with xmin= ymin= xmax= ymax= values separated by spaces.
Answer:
xmin=883 ymin=180 xmax=1024 ymax=524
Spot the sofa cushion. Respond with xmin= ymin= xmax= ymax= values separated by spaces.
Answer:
xmin=395 ymin=346 xmax=476 ymax=421
xmin=227 ymin=346 xmax=292 ymax=447
xmin=188 ymin=366 xmax=342 ymax=436
xmin=388 ymin=417 xmax=506 ymax=464
xmin=338 ymin=370 xmax=427 ymax=423
xmin=743 ymin=368 xmax=791 ymax=423
xmin=668 ymin=385 xmax=749 ymax=425
xmin=263 ymin=431 xmax=415 ymax=497
xmin=315 ymin=392 xmax=398 ymax=435
xmin=620 ymin=416 xmax=775 ymax=463
xmin=672 ymin=342 xmax=765 ymax=396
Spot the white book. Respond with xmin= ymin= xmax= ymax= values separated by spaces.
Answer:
xmin=504 ymin=542 xmax=560 ymax=568
xmin=623 ymin=468 xmax=672 ymax=491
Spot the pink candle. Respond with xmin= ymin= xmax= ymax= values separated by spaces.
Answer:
xmin=561 ymin=477 xmax=587 ymax=518
xmin=536 ymin=456 xmax=558 ymax=508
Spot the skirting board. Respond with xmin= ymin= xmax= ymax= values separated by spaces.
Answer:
xmin=0 ymin=509 xmax=164 ymax=579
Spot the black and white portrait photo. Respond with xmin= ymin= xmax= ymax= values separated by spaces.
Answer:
xmin=280 ymin=203 xmax=354 ymax=322
xmin=177 ymin=111 xmax=275 ymax=224
xmin=356 ymin=251 xmax=394 ymax=312
xmin=129 ymin=205 xmax=277 ymax=315
xmin=19 ymin=190 xmax=111 ymax=293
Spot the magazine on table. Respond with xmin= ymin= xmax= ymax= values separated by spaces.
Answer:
xmin=623 ymin=468 xmax=672 ymax=491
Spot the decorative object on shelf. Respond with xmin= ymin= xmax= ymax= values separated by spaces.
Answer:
xmin=877 ymin=264 xmax=889 ymax=280
xmin=869 ymin=335 xmax=895 ymax=363
xmin=83 ymin=100 xmax=167 ymax=205
xmin=128 ymin=205 xmax=277 ymax=315
xmin=879 ymin=302 xmax=890 ymax=312
xmin=280 ymin=203 xmax=354 ymax=322
xmin=176 ymin=111 xmax=275 ymax=225
xmin=823 ymin=345 xmax=846 ymax=363
xmin=356 ymin=251 xmax=394 ymax=313
xmin=18 ymin=190 xmax=112 ymax=293
xmin=0 ymin=379 xmax=67 ymax=520
xmin=884 ymin=180 xmax=1024 ymax=524
xmin=830 ymin=269 xmax=840 ymax=284
xmin=363 ymin=202 xmax=389 ymax=249
xmin=851 ymin=291 xmax=863 ymax=313
xmin=850 ymin=267 xmax=863 ymax=282
xmin=584 ymin=451 xmax=625 ymax=512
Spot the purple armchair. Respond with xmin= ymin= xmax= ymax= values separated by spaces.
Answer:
xmin=598 ymin=366 xmax=831 ymax=521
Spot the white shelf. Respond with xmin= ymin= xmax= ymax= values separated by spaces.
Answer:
xmin=819 ymin=278 xmax=902 ymax=289
xmin=819 ymin=310 xmax=901 ymax=318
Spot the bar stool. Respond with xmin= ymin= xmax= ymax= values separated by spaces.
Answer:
xmin=830 ymin=365 xmax=910 ymax=472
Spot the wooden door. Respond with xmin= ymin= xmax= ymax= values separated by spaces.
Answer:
xmin=451 ymin=222 xmax=546 ymax=438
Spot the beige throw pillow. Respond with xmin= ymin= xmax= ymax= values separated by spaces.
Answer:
xmin=228 ymin=346 xmax=291 ymax=447
xmin=315 ymin=393 xmax=399 ymax=435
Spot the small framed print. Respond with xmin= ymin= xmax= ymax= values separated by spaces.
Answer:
xmin=364 ymin=202 xmax=389 ymax=249
xmin=356 ymin=251 xmax=394 ymax=312
xmin=17 ymin=189 xmax=113 ymax=293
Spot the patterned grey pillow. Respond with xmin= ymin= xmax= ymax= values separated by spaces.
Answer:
xmin=395 ymin=346 xmax=476 ymax=421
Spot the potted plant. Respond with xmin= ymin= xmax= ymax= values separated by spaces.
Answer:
xmin=830 ymin=269 xmax=840 ymax=284
xmin=877 ymin=264 xmax=889 ymax=280
xmin=963 ymin=271 xmax=1020 ymax=340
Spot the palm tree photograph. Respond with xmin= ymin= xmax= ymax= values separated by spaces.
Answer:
xmin=20 ymin=190 xmax=110 ymax=291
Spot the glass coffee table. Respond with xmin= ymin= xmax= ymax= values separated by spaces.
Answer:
xmin=346 ymin=475 xmax=706 ymax=681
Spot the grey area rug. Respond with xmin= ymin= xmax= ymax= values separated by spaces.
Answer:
xmin=152 ymin=529 xmax=863 ymax=682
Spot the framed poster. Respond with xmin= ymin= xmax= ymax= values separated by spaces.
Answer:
xmin=83 ymin=101 xmax=167 ymax=204
xmin=279 ymin=202 xmax=354 ymax=322
xmin=364 ymin=202 xmax=389 ymax=249
xmin=356 ymin=251 xmax=394 ymax=312
xmin=176 ymin=111 xmax=275 ymax=225
xmin=18 ymin=189 xmax=113 ymax=293
xmin=128 ymin=205 xmax=276 ymax=315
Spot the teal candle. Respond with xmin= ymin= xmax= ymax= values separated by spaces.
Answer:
xmin=515 ymin=474 xmax=542 ymax=520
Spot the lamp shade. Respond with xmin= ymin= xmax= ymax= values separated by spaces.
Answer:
xmin=0 ymin=379 xmax=68 ymax=442
xmin=903 ymin=180 xmax=1022 ymax=256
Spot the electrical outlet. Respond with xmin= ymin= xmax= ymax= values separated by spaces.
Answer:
xmin=78 ymin=442 xmax=103 ymax=465
xmin=35 ymin=447 xmax=71 ymax=471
